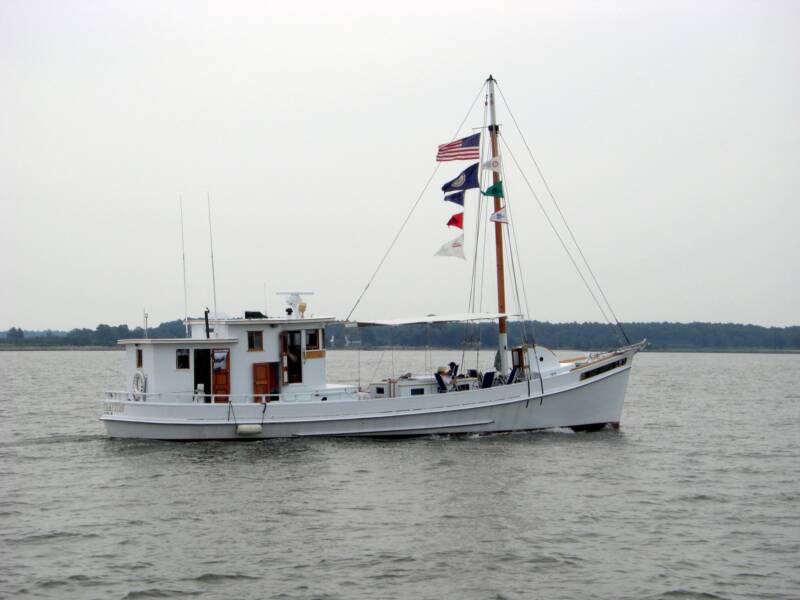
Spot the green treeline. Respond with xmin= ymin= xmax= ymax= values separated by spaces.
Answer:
xmin=1 ymin=319 xmax=799 ymax=352
xmin=0 ymin=320 xmax=185 ymax=348
xmin=326 ymin=321 xmax=800 ymax=352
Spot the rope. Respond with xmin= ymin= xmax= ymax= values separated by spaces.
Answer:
xmin=500 ymin=174 xmax=544 ymax=393
xmin=501 ymin=137 xmax=625 ymax=346
xmin=227 ymin=401 xmax=238 ymax=426
xmin=345 ymin=80 xmax=488 ymax=321
xmin=461 ymin=92 xmax=490 ymax=373
xmin=496 ymin=84 xmax=630 ymax=345
xmin=357 ymin=331 xmax=362 ymax=391
xmin=496 ymin=134 xmax=539 ymax=358
xmin=367 ymin=347 xmax=387 ymax=388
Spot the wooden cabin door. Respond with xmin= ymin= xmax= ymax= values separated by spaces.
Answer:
xmin=212 ymin=348 xmax=230 ymax=403
xmin=253 ymin=362 xmax=280 ymax=402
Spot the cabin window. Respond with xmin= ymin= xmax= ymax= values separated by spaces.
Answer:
xmin=411 ymin=388 xmax=425 ymax=396
xmin=213 ymin=349 xmax=229 ymax=371
xmin=375 ymin=386 xmax=385 ymax=394
xmin=306 ymin=329 xmax=320 ymax=350
xmin=136 ymin=349 xmax=143 ymax=368
xmin=247 ymin=331 xmax=263 ymax=351
xmin=580 ymin=357 xmax=628 ymax=381
xmin=176 ymin=349 xmax=190 ymax=369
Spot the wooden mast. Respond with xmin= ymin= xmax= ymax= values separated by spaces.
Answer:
xmin=486 ymin=75 xmax=509 ymax=375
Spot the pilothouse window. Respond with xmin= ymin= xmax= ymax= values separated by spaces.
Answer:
xmin=213 ymin=350 xmax=229 ymax=371
xmin=176 ymin=349 xmax=190 ymax=369
xmin=247 ymin=331 xmax=263 ymax=351
xmin=136 ymin=349 xmax=143 ymax=368
xmin=306 ymin=329 xmax=320 ymax=350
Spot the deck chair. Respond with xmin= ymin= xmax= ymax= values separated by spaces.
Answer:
xmin=434 ymin=372 xmax=448 ymax=393
xmin=506 ymin=366 xmax=518 ymax=385
xmin=480 ymin=371 xmax=495 ymax=389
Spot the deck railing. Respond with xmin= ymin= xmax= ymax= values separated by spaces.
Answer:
xmin=105 ymin=388 xmax=358 ymax=404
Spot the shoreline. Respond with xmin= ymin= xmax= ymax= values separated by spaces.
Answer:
xmin=0 ymin=346 xmax=124 ymax=352
xmin=1 ymin=345 xmax=798 ymax=354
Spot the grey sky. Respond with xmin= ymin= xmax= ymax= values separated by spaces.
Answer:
xmin=1 ymin=0 xmax=798 ymax=330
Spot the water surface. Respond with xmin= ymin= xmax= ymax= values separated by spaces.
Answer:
xmin=1 ymin=350 xmax=798 ymax=599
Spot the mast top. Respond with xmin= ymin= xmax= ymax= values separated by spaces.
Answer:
xmin=486 ymin=74 xmax=495 ymax=83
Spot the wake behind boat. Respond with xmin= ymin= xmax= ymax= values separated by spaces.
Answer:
xmin=101 ymin=76 xmax=645 ymax=440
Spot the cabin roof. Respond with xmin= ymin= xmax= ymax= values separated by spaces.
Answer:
xmin=356 ymin=312 xmax=516 ymax=327
xmin=185 ymin=316 xmax=335 ymax=326
xmin=117 ymin=338 xmax=238 ymax=346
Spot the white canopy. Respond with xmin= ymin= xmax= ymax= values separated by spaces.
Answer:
xmin=354 ymin=312 xmax=518 ymax=327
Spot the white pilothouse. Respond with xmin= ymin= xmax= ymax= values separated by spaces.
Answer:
xmin=101 ymin=75 xmax=645 ymax=440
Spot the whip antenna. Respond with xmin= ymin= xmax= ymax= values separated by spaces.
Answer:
xmin=179 ymin=195 xmax=189 ymax=337
xmin=207 ymin=193 xmax=218 ymax=316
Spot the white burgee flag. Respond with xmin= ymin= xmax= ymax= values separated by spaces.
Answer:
xmin=434 ymin=233 xmax=465 ymax=259
xmin=481 ymin=156 xmax=502 ymax=173
xmin=489 ymin=208 xmax=508 ymax=224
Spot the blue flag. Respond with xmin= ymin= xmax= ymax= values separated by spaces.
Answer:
xmin=441 ymin=163 xmax=479 ymax=193
xmin=444 ymin=191 xmax=464 ymax=206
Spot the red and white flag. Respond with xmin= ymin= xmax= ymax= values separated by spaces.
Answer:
xmin=435 ymin=234 xmax=465 ymax=259
xmin=436 ymin=133 xmax=480 ymax=162
xmin=482 ymin=156 xmax=502 ymax=173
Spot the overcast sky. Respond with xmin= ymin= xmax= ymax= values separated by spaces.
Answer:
xmin=1 ymin=0 xmax=798 ymax=330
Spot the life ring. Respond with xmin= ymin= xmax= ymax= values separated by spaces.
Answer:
xmin=132 ymin=371 xmax=147 ymax=401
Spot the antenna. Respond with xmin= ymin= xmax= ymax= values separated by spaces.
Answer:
xmin=207 ymin=193 xmax=218 ymax=316
xmin=179 ymin=195 xmax=189 ymax=337
xmin=263 ymin=282 xmax=268 ymax=316
xmin=143 ymin=309 xmax=149 ymax=339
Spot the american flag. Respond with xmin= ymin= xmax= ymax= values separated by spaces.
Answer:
xmin=436 ymin=132 xmax=480 ymax=162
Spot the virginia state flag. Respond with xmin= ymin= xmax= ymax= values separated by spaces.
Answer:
xmin=441 ymin=163 xmax=479 ymax=193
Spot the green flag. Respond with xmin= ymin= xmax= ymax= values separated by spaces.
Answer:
xmin=482 ymin=180 xmax=504 ymax=198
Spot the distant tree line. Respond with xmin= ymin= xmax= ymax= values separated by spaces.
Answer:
xmin=0 ymin=320 xmax=185 ymax=348
xmin=325 ymin=320 xmax=800 ymax=352
xmin=1 ymin=319 xmax=798 ymax=352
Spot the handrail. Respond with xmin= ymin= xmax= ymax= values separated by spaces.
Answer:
xmin=105 ymin=388 xmax=357 ymax=404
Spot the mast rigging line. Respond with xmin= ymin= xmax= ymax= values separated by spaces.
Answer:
xmin=499 ymin=145 xmax=542 ymax=372
xmin=501 ymin=136 xmax=625 ymax=345
xmin=496 ymin=83 xmax=630 ymax=345
xmin=462 ymin=93 xmax=490 ymax=372
xmin=344 ymin=80 xmax=488 ymax=322
xmin=501 ymin=197 xmax=544 ymax=392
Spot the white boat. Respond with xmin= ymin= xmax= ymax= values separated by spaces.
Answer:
xmin=101 ymin=76 xmax=645 ymax=440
